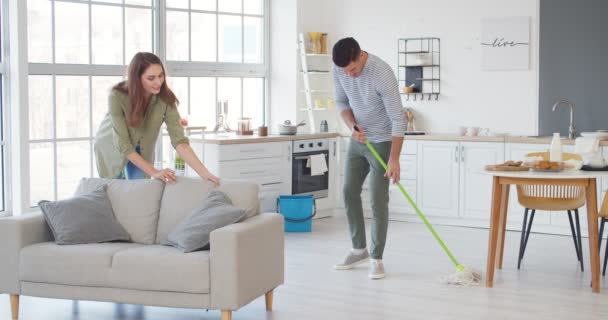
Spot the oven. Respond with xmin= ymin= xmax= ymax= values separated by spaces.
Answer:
xmin=292 ymin=138 xmax=330 ymax=199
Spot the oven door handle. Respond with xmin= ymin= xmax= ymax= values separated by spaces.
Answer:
xmin=294 ymin=154 xmax=328 ymax=160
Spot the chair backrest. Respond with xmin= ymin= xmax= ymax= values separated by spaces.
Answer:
xmin=600 ymin=192 xmax=608 ymax=218
xmin=526 ymin=151 xmax=582 ymax=161
xmin=516 ymin=152 xmax=586 ymax=210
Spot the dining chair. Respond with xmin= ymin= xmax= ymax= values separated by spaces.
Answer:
xmin=598 ymin=191 xmax=608 ymax=276
xmin=516 ymin=152 xmax=585 ymax=271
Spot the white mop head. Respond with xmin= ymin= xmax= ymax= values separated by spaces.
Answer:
xmin=438 ymin=266 xmax=482 ymax=286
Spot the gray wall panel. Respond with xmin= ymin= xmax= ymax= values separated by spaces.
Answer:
xmin=539 ymin=0 xmax=608 ymax=136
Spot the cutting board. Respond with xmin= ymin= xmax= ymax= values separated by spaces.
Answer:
xmin=484 ymin=164 xmax=530 ymax=172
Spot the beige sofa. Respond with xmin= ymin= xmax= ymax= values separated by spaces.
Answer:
xmin=0 ymin=177 xmax=284 ymax=320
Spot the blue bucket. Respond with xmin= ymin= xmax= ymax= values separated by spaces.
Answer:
xmin=276 ymin=195 xmax=316 ymax=232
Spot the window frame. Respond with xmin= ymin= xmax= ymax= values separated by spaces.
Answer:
xmin=27 ymin=0 xmax=158 ymax=206
xmin=25 ymin=0 xmax=269 ymax=205
xmin=161 ymin=0 xmax=269 ymax=120
xmin=0 ymin=0 xmax=7 ymax=214
xmin=158 ymin=0 xmax=269 ymax=166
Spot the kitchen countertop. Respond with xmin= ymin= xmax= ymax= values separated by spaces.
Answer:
xmin=190 ymin=132 xmax=340 ymax=145
xmin=190 ymin=131 xmax=608 ymax=146
xmin=338 ymin=133 xmax=608 ymax=146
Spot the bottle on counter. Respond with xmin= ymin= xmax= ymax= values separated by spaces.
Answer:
xmin=320 ymin=120 xmax=329 ymax=132
xmin=550 ymin=132 xmax=562 ymax=161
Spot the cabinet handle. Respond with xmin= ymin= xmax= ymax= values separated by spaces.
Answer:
xmin=240 ymin=148 xmax=265 ymax=153
xmin=461 ymin=145 xmax=465 ymax=162
xmin=240 ymin=170 xmax=266 ymax=175
xmin=333 ymin=141 xmax=336 ymax=157
xmin=454 ymin=146 xmax=458 ymax=163
xmin=287 ymin=144 xmax=291 ymax=161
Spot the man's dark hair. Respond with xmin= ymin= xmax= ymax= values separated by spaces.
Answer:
xmin=332 ymin=37 xmax=361 ymax=68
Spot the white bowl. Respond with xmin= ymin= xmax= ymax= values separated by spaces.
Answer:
xmin=580 ymin=132 xmax=608 ymax=139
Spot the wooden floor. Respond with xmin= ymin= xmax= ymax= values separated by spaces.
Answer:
xmin=2 ymin=215 xmax=607 ymax=320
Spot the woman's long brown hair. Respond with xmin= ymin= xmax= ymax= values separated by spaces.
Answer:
xmin=113 ymin=52 xmax=179 ymax=127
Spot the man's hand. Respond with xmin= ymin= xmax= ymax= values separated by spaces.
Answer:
xmin=352 ymin=124 xmax=367 ymax=143
xmin=384 ymin=159 xmax=400 ymax=184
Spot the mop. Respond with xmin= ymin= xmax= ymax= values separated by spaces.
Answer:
xmin=361 ymin=136 xmax=482 ymax=286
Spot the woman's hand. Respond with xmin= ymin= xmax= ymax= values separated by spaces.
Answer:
xmin=152 ymin=168 xmax=177 ymax=184
xmin=203 ymin=172 xmax=220 ymax=186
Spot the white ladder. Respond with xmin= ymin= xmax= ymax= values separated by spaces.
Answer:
xmin=298 ymin=33 xmax=317 ymax=133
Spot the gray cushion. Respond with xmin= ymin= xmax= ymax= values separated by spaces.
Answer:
xmin=38 ymin=186 xmax=130 ymax=244
xmin=156 ymin=177 xmax=259 ymax=243
xmin=39 ymin=185 xmax=131 ymax=245
xmin=75 ymin=178 xmax=165 ymax=244
xmin=162 ymin=191 xmax=247 ymax=253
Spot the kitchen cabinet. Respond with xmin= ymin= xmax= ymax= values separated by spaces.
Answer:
xmin=189 ymin=141 xmax=292 ymax=213
xmin=337 ymin=138 xmax=418 ymax=218
xmin=415 ymin=140 xmax=504 ymax=218
xmin=416 ymin=141 xmax=460 ymax=217
xmin=459 ymin=142 xmax=505 ymax=219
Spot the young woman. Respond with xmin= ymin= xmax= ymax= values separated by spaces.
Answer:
xmin=94 ymin=52 xmax=219 ymax=185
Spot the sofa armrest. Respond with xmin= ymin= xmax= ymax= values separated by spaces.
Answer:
xmin=0 ymin=212 xmax=53 ymax=294
xmin=209 ymin=213 xmax=284 ymax=310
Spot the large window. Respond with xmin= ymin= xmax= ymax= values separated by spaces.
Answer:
xmin=164 ymin=0 xmax=267 ymax=130
xmin=27 ymin=0 xmax=153 ymax=205
xmin=27 ymin=0 xmax=268 ymax=204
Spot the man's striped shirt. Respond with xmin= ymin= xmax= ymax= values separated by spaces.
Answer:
xmin=333 ymin=53 xmax=405 ymax=143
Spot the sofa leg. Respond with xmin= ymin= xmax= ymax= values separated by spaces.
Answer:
xmin=265 ymin=290 xmax=274 ymax=311
xmin=221 ymin=310 xmax=232 ymax=320
xmin=10 ymin=294 xmax=19 ymax=320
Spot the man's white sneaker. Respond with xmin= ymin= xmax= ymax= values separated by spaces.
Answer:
xmin=369 ymin=260 xmax=385 ymax=279
xmin=334 ymin=250 xmax=370 ymax=270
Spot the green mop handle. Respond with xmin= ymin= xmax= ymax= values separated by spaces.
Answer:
xmin=363 ymin=139 xmax=463 ymax=270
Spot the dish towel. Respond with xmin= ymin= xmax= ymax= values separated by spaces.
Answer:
xmin=574 ymin=137 xmax=599 ymax=154
xmin=306 ymin=154 xmax=328 ymax=176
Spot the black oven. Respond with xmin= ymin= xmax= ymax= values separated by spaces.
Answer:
xmin=292 ymin=139 xmax=330 ymax=199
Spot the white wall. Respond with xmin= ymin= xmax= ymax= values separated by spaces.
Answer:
xmin=295 ymin=0 xmax=540 ymax=135
xmin=269 ymin=0 xmax=299 ymax=133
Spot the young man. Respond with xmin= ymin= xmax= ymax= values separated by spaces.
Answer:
xmin=332 ymin=37 xmax=405 ymax=279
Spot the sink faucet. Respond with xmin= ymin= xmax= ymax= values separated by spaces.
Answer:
xmin=552 ymin=99 xmax=576 ymax=139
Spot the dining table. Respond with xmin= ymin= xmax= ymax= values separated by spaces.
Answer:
xmin=482 ymin=168 xmax=608 ymax=293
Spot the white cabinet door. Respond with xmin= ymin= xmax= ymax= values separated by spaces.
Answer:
xmin=416 ymin=141 xmax=459 ymax=217
xmin=259 ymin=183 xmax=283 ymax=213
xmin=504 ymin=143 xmax=551 ymax=225
xmin=459 ymin=142 xmax=504 ymax=219
xmin=388 ymin=180 xmax=417 ymax=218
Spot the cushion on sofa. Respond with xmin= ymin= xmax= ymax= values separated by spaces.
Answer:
xmin=155 ymin=177 xmax=259 ymax=244
xmin=108 ymin=245 xmax=210 ymax=293
xmin=39 ymin=185 xmax=131 ymax=245
xmin=19 ymin=242 xmax=210 ymax=294
xmin=20 ymin=242 xmax=142 ymax=287
xmin=75 ymin=178 xmax=165 ymax=244
xmin=162 ymin=191 xmax=247 ymax=252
